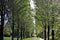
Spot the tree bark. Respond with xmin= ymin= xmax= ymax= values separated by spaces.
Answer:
xmin=0 ymin=0 xmax=4 ymax=40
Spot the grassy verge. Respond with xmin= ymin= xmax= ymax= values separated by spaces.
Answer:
xmin=4 ymin=37 xmax=42 ymax=40
xmin=4 ymin=37 xmax=31 ymax=40
xmin=4 ymin=37 xmax=17 ymax=40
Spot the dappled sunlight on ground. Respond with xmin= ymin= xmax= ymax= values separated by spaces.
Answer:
xmin=31 ymin=37 xmax=44 ymax=40
xmin=39 ymin=38 xmax=44 ymax=40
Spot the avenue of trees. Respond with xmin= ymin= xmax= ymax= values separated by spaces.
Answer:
xmin=0 ymin=0 xmax=60 ymax=40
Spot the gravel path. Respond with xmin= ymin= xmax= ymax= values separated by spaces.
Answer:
xmin=31 ymin=37 xmax=44 ymax=40
xmin=39 ymin=38 xmax=44 ymax=40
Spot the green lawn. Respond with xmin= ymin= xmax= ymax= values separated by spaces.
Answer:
xmin=4 ymin=37 xmax=42 ymax=40
xmin=4 ymin=37 xmax=31 ymax=40
xmin=4 ymin=37 xmax=17 ymax=40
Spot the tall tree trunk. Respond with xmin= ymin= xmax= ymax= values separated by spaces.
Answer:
xmin=21 ymin=24 xmax=23 ymax=40
xmin=52 ymin=17 xmax=54 ymax=40
xmin=52 ymin=29 xmax=54 ymax=40
xmin=48 ymin=25 xmax=50 ymax=40
xmin=0 ymin=0 xmax=4 ymax=40
xmin=17 ymin=15 xmax=19 ymax=40
xmin=12 ymin=20 xmax=14 ymax=40
xmin=44 ymin=25 xmax=46 ymax=40
xmin=11 ymin=0 xmax=15 ymax=40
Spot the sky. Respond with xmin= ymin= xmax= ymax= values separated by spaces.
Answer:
xmin=0 ymin=14 xmax=8 ymax=26
xmin=29 ymin=0 xmax=36 ymax=25
xmin=0 ymin=0 xmax=36 ymax=26
xmin=30 ymin=0 xmax=36 ymax=9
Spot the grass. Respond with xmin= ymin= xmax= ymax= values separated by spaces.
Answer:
xmin=4 ymin=37 xmax=31 ymax=40
xmin=4 ymin=37 xmax=17 ymax=40
xmin=23 ymin=38 xmax=31 ymax=40
xmin=4 ymin=37 xmax=43 ymax=40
